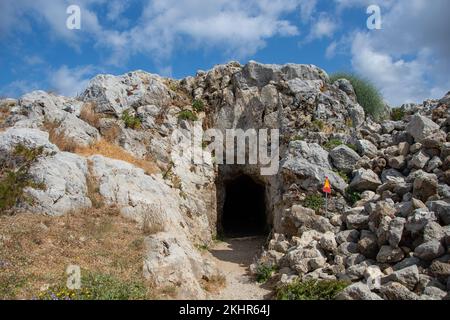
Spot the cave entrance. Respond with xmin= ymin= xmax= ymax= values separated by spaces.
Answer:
xmin=222 ymin=175 xmax=268 ymax=238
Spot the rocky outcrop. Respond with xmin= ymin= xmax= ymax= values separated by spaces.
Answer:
xmin=1 ymin=60 xmax=449 ymax=300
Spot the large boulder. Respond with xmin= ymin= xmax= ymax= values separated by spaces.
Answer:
xmin=143 ymin=232 xmax=219 ymax=299
xmin=282 ymin=141 xmax=348 ymax=193
xmin=0 ymin=127 xmax=58 ymax=156
xmin=356 ymin=139 xmax=378 ymax=158
xmin=349 ymin=169 xmax=382 ymax=192
xmin=406 ymin=115 xmax=440 ymax=143
xmin=81 ymin=71 xmax=171 ymax=116
xmin=26 ymin=152 xmax=92 ymax=215
xmin=413 ymin=171 xmax=438 ymax=202
xmin=414 ymin=241 xmax=445 ymax=261
xmin=330 ymin=145 xmax=361 ymax=174
xmin=336 ymin=282 xmax=382 ymax=300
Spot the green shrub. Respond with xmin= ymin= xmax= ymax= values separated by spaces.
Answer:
xmin=334 ymin=170 xmax=350 ymax=183
xmin=330 ymin=72 xmax=385 ymax=120
xmin=323 ymin=139 xmax=343 ymax=150
xmin=0 ymin=145 xmax=46 ymax=214
xmin=121 ymin=110 xmax=141 ymax=129
xmin=192 ymin=99 xmax=205 ymax=112
xmin=276 ymin=279 xmax=349 ymax=300
xmin=291 ymin=135 xmax=304 ymax=142
xmin=391 ymin=107 xmax=405 ymax=121
xmin=304 ymin=194 xmax=325 ymax=212
xmin=255 ymin=264 xmax=277 ymax=283
xmin=346 ymin=143 xmax=358 ymax=152
xmin=38 ymin=271 xmax=148 ymax=300
xmin=346 ymin=188 xmax=362 ymax=205
xmin=178 ymin=110 xmax=198 ymax=122
xmin=312 ymin=119 xmax=324 ymax=131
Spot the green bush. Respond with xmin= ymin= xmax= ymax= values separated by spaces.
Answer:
xmin=391 ymin=107 xmax=405 ymax=121
xmin=178 ymin=110 xmax=198 ymax=122
xmin=330 ymin=72 xmax=385 ymax=120
xmin=291 ymin=135 xmax=304 ymax=142
xmin=121 ymin=110 xmax=141 ymax=129
xmin=0 ymin=145 xmax=46 ymax=214
xmin=346 ymin=188 xmax=362 ymax=205
xmin=192 ymin=99 xmax=205 ymax=112
xmin=312 ymin=119 xmax=324 ymax=131
xmin=346 ymin=143 xmax=358 ymax=152
xmin=255 ymin=264 xmax=277 ymax=283
xmin=38 ymin=271 xmax=148 ymax=300
xmin=304 ymin=194 xmax=325 ymax=212
xmin=334 ymin=170 xmax=350 ymax=183
xmin=323 ymin=139 xmax=343 ymax=150
xmin=276 ymin=279 xmax=349 ymax=300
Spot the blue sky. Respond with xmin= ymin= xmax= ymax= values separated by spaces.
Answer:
xmin=1 ymin=0 xmax=449 ymax=107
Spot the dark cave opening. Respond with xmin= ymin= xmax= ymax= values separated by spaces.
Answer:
xmin=222 ymin=175 xmax=268 ymax=238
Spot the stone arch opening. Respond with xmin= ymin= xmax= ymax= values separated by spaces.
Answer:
xmin=220 ymin=174 xmax=268 ymax=238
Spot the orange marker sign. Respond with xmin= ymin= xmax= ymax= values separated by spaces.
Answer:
xmin=322 ymin=177 xmax=332 ymax=194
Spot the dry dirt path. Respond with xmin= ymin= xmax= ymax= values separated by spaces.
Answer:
xmin=208 ymin=236 xmax=274 ymax=300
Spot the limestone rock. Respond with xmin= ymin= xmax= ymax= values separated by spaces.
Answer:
xmin=349 ymin=169 xmax=382 ymax=192
xmin=330 ymin=145 xmax=361 ymax=174
xmin=406 ymin=115 xmax=440 ymax=143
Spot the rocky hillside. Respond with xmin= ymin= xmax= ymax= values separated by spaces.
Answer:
xmin=0 ymin=61 xmax=449 ymax=300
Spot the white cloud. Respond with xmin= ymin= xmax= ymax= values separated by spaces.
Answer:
xmin=299 ymin=0 xmax=318 ymax=22
xmin=345 ymin=0 xmax=450 ymax=106
xmin=109 ymin=0 xmax=303 ymax=62
xmin=49 ymin=65 xmax=95 ymax=97
xmin=306 ymin=13 xmax=337 ymax=41
xmin=325 ymin=41 xmax=338 ymax=59
xmin=0 ymin=0 xmax=304 ymax=64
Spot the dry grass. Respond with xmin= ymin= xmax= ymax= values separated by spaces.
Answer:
xmin=101 ymin=123 xmax=121 ymax=143
xmin=0 ymin=101 xmax=12 ymax=129
xmin=43 ymin=120 xmax=77 ymax=152
xmin=200 ymin=274 xmax=226 ymax=293
xmin=0 ymin=208 xmax=150 ymax=299
xmin=80 ymin=102 xmax=101 ymax=129
xmin=141 ymin=204 xmax=166 ymax=236
xmin=86 ymin=160 xmax=105 ymax=209
xmin=75 ymin=139 xmax=160 ymax=175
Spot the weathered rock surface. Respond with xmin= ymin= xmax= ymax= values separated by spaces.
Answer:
xmin=2 ymin=61 xmax=450 ymax=300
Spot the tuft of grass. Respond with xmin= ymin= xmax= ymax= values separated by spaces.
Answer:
xmin=391 ymin=107 xmax=405 ymax=121
xmin=121 ymin=110 xmax=141 ymax=130
xmin=312 ymin=119 xmax=324 ymax=131
xmin=304 ymin=194 xmax=325 ymax=213
xmin=0 ymin=145 xmax=46 ymax=214
xmin=201 ymin=274 xmax=226 ymax=293
xmin=323 ymin=139 xmax=343 ymax=151
xmin=80 ymin=102 xmax=101 ymax=128
xmin=43 ymin=120 xmax=77 ymax=152
xmin=255 ymin=263 xmax=277 ymax=283
xmin=346 ymin=188 xmax=362 ymax=205
xmin=75 ymin=139 xmax=159 ymax=175
xmin=334 ymin=170 xmax=350 ymax=183
xmin=276 ymin=279 xmax=349 ymax=300
xmin=178 ymin=110 xmax=198 ymax=122
xmin=141 ymin=204 xmax=166 ymax=236
xmin=330 ymin=72 xmax=385 ymax=120
xmin=195 ymin=243 xmax=210 ymax=252
xmin=192 ymin=99 xmax=205 ymax=112
xmin=291 ymin=135 xmax=304 ymax=142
